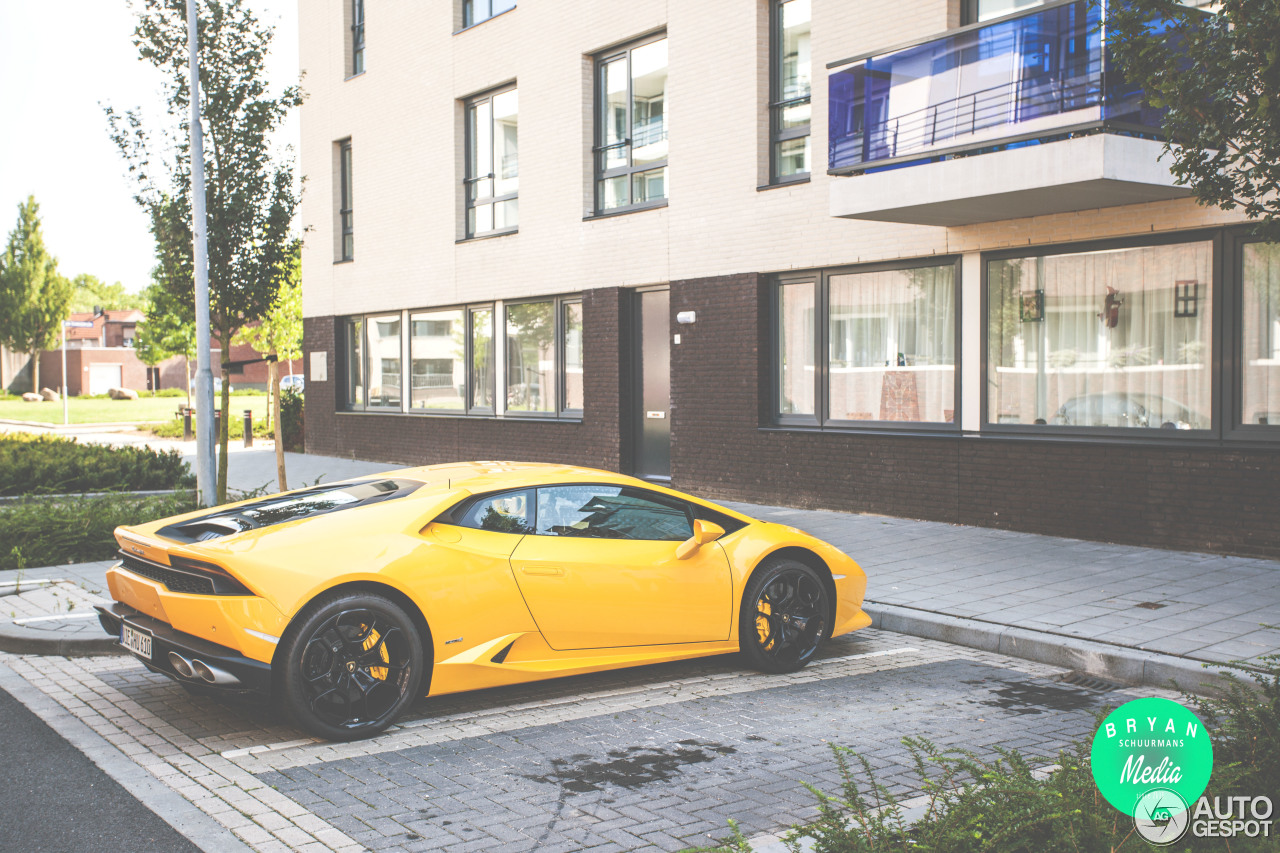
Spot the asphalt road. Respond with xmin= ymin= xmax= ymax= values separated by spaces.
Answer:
xmin=0 ymin=685 xmax=200 ymax=853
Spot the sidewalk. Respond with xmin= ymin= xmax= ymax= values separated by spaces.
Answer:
xmin=2 ymin=440 xmax=1276 ymax=694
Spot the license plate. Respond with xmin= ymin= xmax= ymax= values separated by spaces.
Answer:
xmin=121 ymin=624 xmax=152 ymax=660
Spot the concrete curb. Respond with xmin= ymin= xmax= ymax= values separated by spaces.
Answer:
xmin=865 ymin=601 xmax=1239 ymax=696
xmin=0 ymin=418 xmax=163 ymax=432
xmin=0 ymin=619 xmax=123 ymax=657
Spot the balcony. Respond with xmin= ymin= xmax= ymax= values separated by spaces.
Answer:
xmin=827 ymin=0 xmax=1192 ymax=226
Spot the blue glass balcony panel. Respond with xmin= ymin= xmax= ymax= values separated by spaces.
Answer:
xmin=828 ymin=1 xmax=1164 ymax=172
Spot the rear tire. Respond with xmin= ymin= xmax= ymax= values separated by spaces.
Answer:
xmin=278 ymin=592 xmax=424 ymax=741
xmin=739 ymin=559 xmax=829 ymax=674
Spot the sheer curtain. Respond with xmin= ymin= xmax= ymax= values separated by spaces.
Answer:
xmin=828 ymin=266 xmax=955 ymax=422
xmin=1242 ymin=243 xmax=1280 ymax=425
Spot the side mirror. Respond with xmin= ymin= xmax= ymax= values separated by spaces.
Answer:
xmin=676 ymin=520 xmax=725 ymax=560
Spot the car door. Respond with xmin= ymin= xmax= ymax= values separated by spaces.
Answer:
xmin=509 ymin=484 xmax=733 ymax=651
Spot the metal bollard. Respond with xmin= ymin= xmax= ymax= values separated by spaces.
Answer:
xmin=243 ymin=409 xmax=253 ymax=448
xmin=183 ymin=408 xmax=193 ymax=442
xmin=213 ymin=409 xmax=221 ymax=440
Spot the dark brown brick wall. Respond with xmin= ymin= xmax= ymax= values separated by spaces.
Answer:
xmin=670 ymin=273 xmax=1280 ymax=558
xmin=302 ymin=287 xmax=626 ymax=471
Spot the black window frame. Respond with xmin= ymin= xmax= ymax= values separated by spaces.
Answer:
xmin=350 ymin=0 xmax=365 ymax=76
xmin=772 ymin=257 xmax=963 ymax=432
xmin=504 ymin=295 xmax=584 ymax=420
xmin=464 ymin=84 xmax=519 ymax=239
xmin=341 ymin=312 xmax=403 ymax=412
xmin=592 ymin=32 xmax=669 ymax=217
xmin=1226 ymin=231 xmax=1280 ymax=443
xmin=462 ymin=0 xmax=516 ymax=29
xmin=338 ymin=139 xmax=354 ymax=262
xmin=979 ymin=229 xmax=1225 ymax=442
xmin=770 ymin=0 xmax=812 ymax=184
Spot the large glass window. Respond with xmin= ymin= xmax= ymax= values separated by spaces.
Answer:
xmin=465 ymin=87 xmax=518 ymax=238
xmin=470 ymin=307 xmax=494 ymax=411
xmin=1242 ymin=242 xmax=1280 ymax=428
xmin=962 ymin=0 xmax=1044 ymax=23
xmin=506 ymin=301 xmax=555 ymax=413
xmin=595 ymin=35 xmax=668 ymax=213
xmin=987 ymin=242 xmax=1213 ymax=430
xmin=367 ymin=315 xmax=402 ymax=409
xmin=463 ymin=0 xmax=515 ymax=28
xmin=562 ymin=300 xmax=584 ymax=412
xmin=338 ymin=139 xmax=353 ymax=261
xmin=410 ymin=309 xmax=465 ymax=411
xmin=536 ymin=486 xmax=692 ymax=541
xmin=775 ymin=264 xmax=958 ymax=427
xmin=828 ymin=267 xmax=955 ymax=423
xmin=777 ymin=280 xmax=816 ymax=416
xmin=344 ymin=317 xmax=364 ymax=408
xmin=771 ymin=0 xmax=811 ymax=182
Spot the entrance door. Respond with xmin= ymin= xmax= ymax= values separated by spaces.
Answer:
xmin=634 ymin=288 xmax=671 ymax=479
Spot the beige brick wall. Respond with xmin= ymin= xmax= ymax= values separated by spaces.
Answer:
xmin=298 ymin=0 xmax=1247 ymax=320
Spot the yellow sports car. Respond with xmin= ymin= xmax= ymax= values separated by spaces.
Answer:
xmin=95 ymin=462 xmax=871 ymax=741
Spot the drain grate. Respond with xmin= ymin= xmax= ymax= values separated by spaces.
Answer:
xmin=1055 ymin=670 xmax=1123 ymax=692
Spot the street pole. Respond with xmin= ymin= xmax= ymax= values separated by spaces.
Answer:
xmin=61 ymin=323 xmax=68 ymax=426
xmin=188 ymin=0 xmax=216 ymax=507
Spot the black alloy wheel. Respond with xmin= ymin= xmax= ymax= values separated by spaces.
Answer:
xmin=279 ymin=592 xmax=423 ymax=740
xmin=739 ymin=559 xmax=830 ymax=673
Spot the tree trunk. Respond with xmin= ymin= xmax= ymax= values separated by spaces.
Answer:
xmin=270 ymin=361 xmax=287 ymax=492
xmin=30 ymin=351 xmax=39 ymax=394
xmin=216 ymin=356 xmax=231 ymax=504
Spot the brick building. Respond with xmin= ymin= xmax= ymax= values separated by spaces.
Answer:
xmin=298 ymin=0 xmax=1280 ymax=556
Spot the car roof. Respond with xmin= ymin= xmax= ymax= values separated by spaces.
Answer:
xmin=384 ymin=461 xmax=651 ymax=495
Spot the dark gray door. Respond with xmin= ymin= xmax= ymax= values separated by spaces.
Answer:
xmin=635 ymin=288 xmax=671 ymax=479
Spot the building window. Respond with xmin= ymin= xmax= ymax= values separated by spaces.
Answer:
xmin=506 ymin=301 xmax=554 ymax=413
xmin=771 ymin=0 xmax=811 ymax=182
xmin=337 ymin=139 xmax=353 ymax=261
xmin=350 ymin=0 xmax=365 ymax=75
xmin=470 ymin=307 xmax=495 ymax=412
xmin=343 ymin=317 xmax=364 ymax=408
xmin=595 ymin=35 xmax=668 ymax=214
xmin=465 ymin=87 xmax=518 ymax=237
xmin=410 ymin=309 xmax=465 ymax=411
xmin=1241 ymin=242 xmax=1280 ymax=428
xmin=961 ymin=0 xmax=1045 ymax=23
xmin=562 ymin=300 xmax=584 ymax=412
xmin=775 ymin=261 xmax=958 ymax=427
xmin=463 ymin=0 xmax=515 ymax=28
xmin=987 ymin=241 xmax=1213 ymax=430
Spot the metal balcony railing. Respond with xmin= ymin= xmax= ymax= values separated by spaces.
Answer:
xmin=827 ymin=0 xmax=1169 ymax=173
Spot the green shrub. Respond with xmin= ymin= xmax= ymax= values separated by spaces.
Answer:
xmin=0 ymin=491 xmax=197 ymax=569
xmin=146 ymin=388 xmax=189 ymax=398
xmin=697 ymin=658 xmax=1280 ymax=853
xmin=0 ymin=434 xmax=194 ymax=496
xmin=280 ymin=387 xmax=304 ymax=452
xmin=150 ymin=411 xmax=273 ymax=440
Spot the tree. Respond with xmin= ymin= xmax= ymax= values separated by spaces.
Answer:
xmin=68 ymin=274 xmax=148 ymax=313
xmin=1103 ymin=0 xmax=1280 ymax=238
xmin=135 ymin=278 xmax=197 ymax=408
xmin=233 ymin=240 xmax=301 ymax=490
xmin=0 ymin=197 xmax=74 ymax=393
xmin=107 ymin=0 xmax=303 ymax=503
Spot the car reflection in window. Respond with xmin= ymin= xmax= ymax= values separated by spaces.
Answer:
xmin=537 ymin=486 xmax=692 ymax=541
xmin=458 ymin=490 xmax=533 ymax=534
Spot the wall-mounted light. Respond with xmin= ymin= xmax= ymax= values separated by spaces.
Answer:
xmin=676 ymin=311 xmax=696 ymax=325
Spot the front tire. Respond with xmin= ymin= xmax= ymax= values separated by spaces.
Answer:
xmin=739 ymin=559 xmax=829 ymax=673
xmin=278 ymin=592 xmax=424 ymax=741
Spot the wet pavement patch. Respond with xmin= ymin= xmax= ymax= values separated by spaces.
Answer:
xmin=523 ymin=740 xmax=738 ymax=793
xmin=978 ymin=679 xmax=1102 ymax=715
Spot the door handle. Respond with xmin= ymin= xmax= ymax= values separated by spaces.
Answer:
xmin=520 ymin=566 xmax=564 ymax=577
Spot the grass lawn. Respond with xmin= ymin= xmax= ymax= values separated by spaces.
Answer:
xmin=0 ymin=395 xmax=270 ymax=425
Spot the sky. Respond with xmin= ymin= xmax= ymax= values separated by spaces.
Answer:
xmin=0 ymin=0 xmax=300 ymax=294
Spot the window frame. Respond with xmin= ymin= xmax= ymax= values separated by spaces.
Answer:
xmin=769 ymin=0 xmax=812 ymax=184
xmin=592 ymin=32 xmax=669 ymax=217
xmin=503 ymin=295 xmax=584 ymax=420
xmin=350 ymin=0 xmax=365 ymax=76
xmin=979 ymin=229 xmax=1225 ymax=441
xmin=772 ymin=257 xmax=963 ymax=432
xmin=464 ymin=83 xmax=519 ymax=239
xmin=338 ymin=139 xmax=353 ymax=262
xmin=1225 ymin=231 xmax=1280 ymax=443
xmin=559 ymin=298 xmax=585 ymax=416
xmin=462 ymin=0 xmax=516 ymax=30
xmin=467 ymin=305 xmax=496 ymax=415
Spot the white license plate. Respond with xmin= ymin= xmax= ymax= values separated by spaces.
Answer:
xmin=121 ymin=624 xmax=152 ymax=660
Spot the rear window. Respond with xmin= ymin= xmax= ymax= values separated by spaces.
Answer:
xmin=157 ymin=478 xmax=422 ymax=543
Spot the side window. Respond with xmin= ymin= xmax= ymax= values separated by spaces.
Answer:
xmin=536 ymin=486 xmax=692 ymax=541
xmin=455 ymin=489 xmax=533 ymax=534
